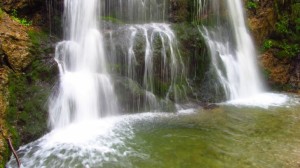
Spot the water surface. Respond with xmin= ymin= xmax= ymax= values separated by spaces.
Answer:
xmin=7 ymin=95 xmax=300 ymax=168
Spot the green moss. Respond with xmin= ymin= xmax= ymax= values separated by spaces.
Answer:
xmin=6 ymin=71 xmax=49 ymax=144
xmin=101 ymin=16 xmax=124 ymax=24
xmin=11 ymin=9 xmax=32 ymax=26
xmin=275 ymin=15 xmax=289 ymax=34
xmin=0 ymin=8 xmax=4 ymax=19
xmin=153 ymin=79 xmax=169 ymax=98
xmin=28 ymin=30 xmax=48 ymax=47
xmin=5 ymin=29 xmax=56 ymax=148
xmin=0 ymin=135 xmax=9 ymax=168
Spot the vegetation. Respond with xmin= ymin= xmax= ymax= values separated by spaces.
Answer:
xmin=6 ymin=29 xmax=56 ymax=148
xmin=263 ymin=40 xmax=273 ymax=50
xmin=246 ymin=0 xmax=258 ymax=10
xmin=11 ymin=9 xmax=32 ymax=26
xmin=101 ymin=16 xmax=124 ymax=24
xmin=261 ymin=1 xmax=300 ymax=59
xmin=0 ymin=8 xmax=4 ymax=19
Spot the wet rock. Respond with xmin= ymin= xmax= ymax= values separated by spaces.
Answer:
xmin=201 ymin=103 xmax=219 ymax=110
xmin=0 ymin=67 xmax=9 ymax=166
xmin=169 ymin=0 xmax=189 ymax=23
xmin=248 ymin=7 xmax=276 ymax=46
xmin=113 ymin=76 xmax=146 ymax=113
xmin=0 ymin=11 xmax=31 ymax=71
xmin=1 ymin=0 xmax=44 ymax=15
xmin=261 ymin=50 xmax=300 ymax=92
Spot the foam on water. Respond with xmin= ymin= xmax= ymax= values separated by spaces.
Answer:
xmin=225 ymin=93 xmax=290 ymax=108
xmin=7 ymin=95 xmax=300 ymax=167
xmin=6 ymin=113 xmax=174 ymax=168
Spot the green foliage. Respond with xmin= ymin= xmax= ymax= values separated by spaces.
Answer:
xmin=291 ymin=3 xmax=300 ymax=19
xmin=264 ymin=2 xmax=300 ymax=59
xmin=275 ymin=15 xmax=289 ymax=34
xmin=276 ymin=43 xmax=300 ymax=58
xmin=247 ymin=1 xmax=258 ymax=10
xmin=263 ymin=40 xmax=273 ymax=50
xmin=295 ymin=18 xmax=300 ymax=32
xmin=11 ymin=9 xmax=32 ymax=26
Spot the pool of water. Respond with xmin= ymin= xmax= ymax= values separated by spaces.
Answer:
xmin=7 ymin=94 xmax=300 ymax=168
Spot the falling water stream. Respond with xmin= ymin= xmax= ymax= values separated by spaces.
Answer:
xmin=6 ymin=0 xmax=300 ymax=167
xmin=48 ymin=0 xmax=118 ymax=129
xmin=197 ymin=0 xmax=264 ymax=100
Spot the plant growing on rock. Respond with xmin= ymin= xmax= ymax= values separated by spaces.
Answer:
xmin=247 ymin=0 xmax=258 ymax=10
xmin=11 ymin=9 xmax=32 ymax=26
xmin=263 ymin=40 xmax=273 ymax=50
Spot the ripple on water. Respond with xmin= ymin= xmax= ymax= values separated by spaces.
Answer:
xmin=6 ymin=95 xmax=300 ymax=168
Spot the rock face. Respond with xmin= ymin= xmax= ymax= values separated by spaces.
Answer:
xmin=261 ymin=51 xmax=291 ymax=85
xmin=247 ymin=0 xmax=300 ymax=93
xmin=0 ymin=67 xmax=9 ymax=166
xmin=0 ymin=11 xmax=31 ymax=71
xmin=261 ymin=51 xmax=300 ymax=93
xmin=0 ymin=10 xmax=31 ymax=166
xmin=1 ymin=0 xmax=44 ymax=15
xmin=248 ymin=7 xmax=276 ymax=46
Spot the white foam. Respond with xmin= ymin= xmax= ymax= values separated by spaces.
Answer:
xmin=225 ymin=92 xmax=289 ymax=108
xmin=178 ymin=108 xmax=196 ymax=114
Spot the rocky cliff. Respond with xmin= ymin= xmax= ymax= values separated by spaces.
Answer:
xmin=0 ymin=9 xmax=31 ymax=166
xmin=247 ymin=0 xmax=300 ymax=93
xmin=0 ymin=1 xmax=58 ymax=166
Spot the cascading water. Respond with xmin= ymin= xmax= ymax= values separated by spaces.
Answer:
xmin=195 ymin=0 xmax=264 ymax=100
xmin=6 ymin=0 xmax=297 ymax=167
xmin=49 ymin=0 xmax=118 ymax=129
xmin=101 ymin=0 xmax=187 ymax=111
xmin=101 ymin=0 xmax=167 ymax=23
xmin=105 ymin=23 xmax=187 ymax=111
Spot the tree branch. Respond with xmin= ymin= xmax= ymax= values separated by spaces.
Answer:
xmin=6 ymin=137 xmax=21 ymax=168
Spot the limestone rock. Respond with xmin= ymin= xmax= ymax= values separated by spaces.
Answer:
xmin=261 ymin=51 xmax=291 ymax=85
xmin=261 ymin=50 xmax=300 ymax=92
xmin=0 ymin=9 xmax=32 ymax=166
xmin=0 ymin=11 xmax=31 ymax=71
xmin=248 ymin=7 xmax=276 ymax=46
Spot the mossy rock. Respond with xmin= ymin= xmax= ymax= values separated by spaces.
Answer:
xmin=6 ymin=29 xmax=58 ymax=147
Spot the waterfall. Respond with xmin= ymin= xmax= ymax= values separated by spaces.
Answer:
xmin=101 ymin=0 xmax=167 ymax=23
xmin=102 ymin=0 xmax=187 ymax=111
xmin=196 ymin=0 xmax=265 ymax=100
xmin=49 ymin=0 xmax=118 ymax=129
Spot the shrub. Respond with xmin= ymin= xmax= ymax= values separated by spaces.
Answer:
xmin=247 ymin=1 xmax=258 ymax=10
xmin=263 ymin=40 xmax=273 ymax=50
